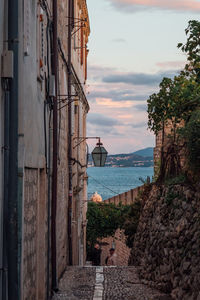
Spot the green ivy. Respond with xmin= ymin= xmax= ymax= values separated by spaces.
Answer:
xmin=86 ymin=201 xmax=141 ymax=256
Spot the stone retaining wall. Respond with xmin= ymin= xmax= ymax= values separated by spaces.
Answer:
xmin=129 ymin=183 xmax=200 ymax=299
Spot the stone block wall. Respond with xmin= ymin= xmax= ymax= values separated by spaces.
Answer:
xmin=23 ymin=168 xmax=48 ymax=300
xmin=100 ymin=229 xmax=130 ymax=266
xmin=129 ymin=184 xmax=200 ymax=299
xmin=57 ymin=91 xmax=69 ymax=273
xmin=154 ymin=121 xmax=187 ymax=179
xmin=23 ymin=168 xmax=40 ymax=300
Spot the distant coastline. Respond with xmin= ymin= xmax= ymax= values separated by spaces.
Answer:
xmin=87 ymin=166 xmax=154 ymax=200
xmin=88 ymin=147 xmax=154 ymax=168
xmin=87 ymin=165 xmax=154 ymax=168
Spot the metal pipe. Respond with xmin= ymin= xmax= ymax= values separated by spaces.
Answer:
xmin=51 ymin=0 xmax=58 ymax=291
xmin=67 ymin=0 xmax=73 ymax=265
xmin=6 ymin=0 xmax=20 ymax=298
xmin=46 ymin=107 xmax=51 ymax=300
xmin=2 ymin=89 xmax=10 ymax=300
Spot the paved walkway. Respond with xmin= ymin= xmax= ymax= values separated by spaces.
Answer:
xmin=52 ymin=266 xmax=172 ymax=300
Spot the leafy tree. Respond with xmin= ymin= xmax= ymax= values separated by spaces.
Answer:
xmin=86 ymin=202 xmax=130 ymax=256
xmin=147 ymin=77 xmax=173 ymax=135
xmin=178 ymin=20 xmax=200 ymax=79
xmin=86 ymin=201 xmax=142 ymax=258
xmin=181 ymin=110 xmax=200 ymax=171
xmin=147 ymin=21 xmax=200 ymax=180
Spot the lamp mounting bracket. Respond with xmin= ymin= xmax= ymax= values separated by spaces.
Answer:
xmin=73 ymin=136 xmax=101 ymax=149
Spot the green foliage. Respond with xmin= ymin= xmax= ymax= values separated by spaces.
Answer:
xmin=122 ymin=201 xmax=141 ymax=248
xmin=86 ymin=202 xmax=129 ymax=249
xmin=86 ymin=200 xmax=142 ymax=253
xmin=177 ymin=20 xmax=200 ymax=79
xmin=148 ymin=20 xmax=200 ymax=137
xmin=147 ymin=77 xmax=174 ymax=135
xmin=165 ymin=174 xmax=187 ymax=186
xmin=181 ymin=110 xmax=200 ymax=170
xmin=147 ymin=74 xmax=200 ymax=137
xmin=147 ymin=20 xmax=200 ymax=180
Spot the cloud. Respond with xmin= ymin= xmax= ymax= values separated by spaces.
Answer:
xmin=107 ymin=0 xmax=200 ymax=13
xmin=156 ymin=61 xmax=186 ymax=70
xmin=88 ymin=64 xmax=115 ymax=81
xmin=88 ymin=89 xmax=149 ymax=102
xmin=87 ymin=113 xmax=122 ymax=126
xmin=112 ymin=38 xmax=126 ymax=43
xmin=130 ymin=121 xmax=147 ymax=128
xmin=102 ymin=70 xmax=179 ymax=86
xmin=86 ymin=64 xmax=178 ymax=153
xmin=134 ymin=104 xmax=147 ymax=111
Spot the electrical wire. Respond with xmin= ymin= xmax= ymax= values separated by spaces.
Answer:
xmin=88 ymin=174 xmax=119 ymax=195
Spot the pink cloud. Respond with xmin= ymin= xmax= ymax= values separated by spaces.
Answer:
xmin=108 ymin=0 xmax=200 ymax=12
xmin=156 ymin=61 xmax=186 ymax=69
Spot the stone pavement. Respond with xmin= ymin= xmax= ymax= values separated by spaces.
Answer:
xmin=52 ymin=266 xmax=172 ymax=300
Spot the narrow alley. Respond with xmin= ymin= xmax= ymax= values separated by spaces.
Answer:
xmin=52 ymin=266 xmax=172 ymax=300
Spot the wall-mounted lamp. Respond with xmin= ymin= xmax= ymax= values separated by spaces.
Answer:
xmin=91 ymin=139 xmax=108 ymax=167
xmin=73 ymin=137 xmax=108 ymax=167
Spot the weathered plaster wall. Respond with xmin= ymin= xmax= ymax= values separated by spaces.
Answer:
xmin=18 ymin=0 xmax=46 ymax=169
xmin=129 ymin=184 xmax=200 ymax=299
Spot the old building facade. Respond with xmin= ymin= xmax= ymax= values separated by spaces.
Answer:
xmin=0 ymin=0 xmax=90 ymax=299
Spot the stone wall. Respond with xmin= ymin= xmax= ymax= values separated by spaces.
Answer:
xmin=100 ymin=229 xmax=130 ymax=266
xmin=129 ymin=183 xmax=200 ymax=299
xmin=23 ymin=168 xmax=39 ymax=300
xmin=104 ymin=185 xmax=145 ymax=206
xmin=154 ymin=121 xmax=186 ymax=179
xmin=100 ymin=185 xmax=144 ymax=266
xmin=23 ymin=168 xmax=48 ymax=300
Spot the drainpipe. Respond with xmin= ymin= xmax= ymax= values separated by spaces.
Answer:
xmin=5 ymin=0 xmax=20 ymax=298
xmin=46 ymin=108 xmax=52 ymax=300
xmin=51 ymin=0 xmax=58 ymax=291
xmin=67 ymin=0 xmax=73 ymax=265
xmin=2 ymin=89 xmax=10 ymax=300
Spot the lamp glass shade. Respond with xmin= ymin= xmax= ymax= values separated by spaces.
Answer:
xmin=91 ymin=145 xmax=108 ymax=167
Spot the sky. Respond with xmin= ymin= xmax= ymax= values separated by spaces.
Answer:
xmin=86 ymin=0 xmax=200 ymax=154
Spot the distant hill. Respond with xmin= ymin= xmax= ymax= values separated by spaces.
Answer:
xmin=88 ymin=147 xmax=154 ymax=167
xmin=132 ymin=147 xmax=154 ymax=157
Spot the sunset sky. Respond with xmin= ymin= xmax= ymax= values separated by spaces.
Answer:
xmin=86 ymin=0 xmax=200 ymax=154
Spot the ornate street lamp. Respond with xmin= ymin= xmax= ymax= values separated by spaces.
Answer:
xmin=92 ymin=139 xmax=108 ymax=167
xmin=73 ymin=137 xmax=108 ymax=167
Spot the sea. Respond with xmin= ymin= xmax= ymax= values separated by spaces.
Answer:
xmin=87 ymin=167 xmax=154 ymax=201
